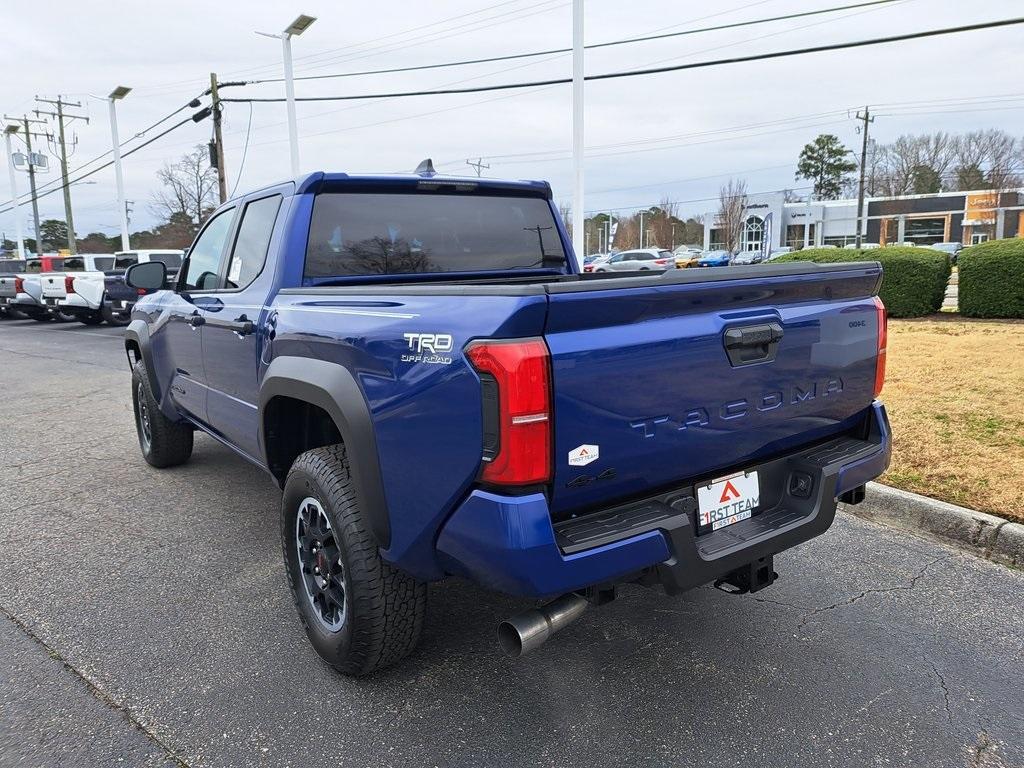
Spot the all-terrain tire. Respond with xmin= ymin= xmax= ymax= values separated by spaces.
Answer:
xmin=131 ymin=360 xmax=193 ymax=468
xmin=282 ymin=445 xmax=426 ymax=676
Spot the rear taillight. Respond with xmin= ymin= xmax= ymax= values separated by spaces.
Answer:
xmin=873 ymin=296 xmax=887 ymax=397
xmin=14 ymin=277 xmax=23 ymax=293
xmin=465 ymin=338 xmax=552 ymax=486
xmin=653 ymin=258 xmax=669 ymax=265
xmin=137 ymin=288 xmax=147 ymax=296
xmin=64 ymin=275 xmax=76 ymax=294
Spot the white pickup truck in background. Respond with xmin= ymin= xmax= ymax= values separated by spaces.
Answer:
xmin=41 ymin=254 xmax=117 ymax=325
xmin=0 ymin=257 xmax=71 ymax=322
xmin=47 ymin=250 xmax=184 ymax=326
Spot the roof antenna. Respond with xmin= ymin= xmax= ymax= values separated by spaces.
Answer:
xmin=414 ymin=158 xmax=437 ymax=177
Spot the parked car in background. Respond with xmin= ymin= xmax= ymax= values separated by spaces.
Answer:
xmin=929 ymin=242 xmax=963 ymax=264
xmin=843 ymin=243 xmax=882 ymax=250
xmin=123 ymin=170 xmax=891 ymax=675
xmin=592 ymin=248 xmax=675 ymax=272
xmin=696 ymin=250 xmax=732 ymax=267
xmin=673 ymin=246 xmax=703 ymax=269
xmin=2 ymin=256 xmax=69 ymax=322
xmin=767 ymin=247 xmax=793 ymax=261
xmin=49 ymin=250 xmax=186 ymax=326
xmin=582 ymin=253 xmax=611 ymax=273
xmin=731 ymin=251 xmax=763 ymax=266
xmin=42 ymin=254 xmax=117 ymax=325
xmin=0 ymin=260 xmax=27 ymax=318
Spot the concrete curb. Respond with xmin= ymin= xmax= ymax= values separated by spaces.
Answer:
xmin=841 ymin=482 xmax=1023 ymax=569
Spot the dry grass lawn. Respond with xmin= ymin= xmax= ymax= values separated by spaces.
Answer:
xmin=881 ymin=316 xmax=1024 ymax=522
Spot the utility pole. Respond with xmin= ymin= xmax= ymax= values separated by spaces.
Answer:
xmin=3 ymin=114 xmax=47 ymax=252
xmin=854 ymin=106 xmax=875 ymax=250
xmin=34 ymin=96 xmax=88 ymax=253
xmin=209 ymin=73 xmax=228 ymax=203
xmin=638 ymin=210 xmax=646 ymax=248
xmin=466 ymin=157 xmax=490 ymax=177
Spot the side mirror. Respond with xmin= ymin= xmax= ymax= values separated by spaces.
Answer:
xmin=125 ymin=261 xmax=167 ymax=292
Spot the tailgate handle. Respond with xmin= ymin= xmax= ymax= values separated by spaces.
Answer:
xmin=723 ymin=322 xmax=783 ymax=366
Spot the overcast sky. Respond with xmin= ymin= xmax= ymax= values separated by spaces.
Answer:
xmin=3 ymin=0 xmax=1022 ymax=242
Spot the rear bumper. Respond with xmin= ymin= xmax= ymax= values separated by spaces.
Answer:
xmin=436 ymin=401 xmax=891 ymax=598
xmin=58 ymin=295 xmax=94 ymax=311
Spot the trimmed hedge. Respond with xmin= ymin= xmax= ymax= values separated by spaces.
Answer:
xmin=773 ymin=246 xmax=950 ymax=318
xmin=958 ymin=238 xmax=1024 ymax=318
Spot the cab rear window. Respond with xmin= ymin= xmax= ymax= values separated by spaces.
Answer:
xmin=305 ymin=192 xmax=567 ymax=278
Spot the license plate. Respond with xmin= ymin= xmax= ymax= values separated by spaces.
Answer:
xmin=697 ymin=470 xmax=760 ymax=531
xmin=45 ymin=297 xmax=57 ymax=305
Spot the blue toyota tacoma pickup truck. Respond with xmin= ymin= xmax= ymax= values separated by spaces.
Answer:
xmin=123 ymin=168 xmax=891 ymax=675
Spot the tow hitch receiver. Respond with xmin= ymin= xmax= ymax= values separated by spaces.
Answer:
xmin=714 ymin=555 xmax=778 ymax=595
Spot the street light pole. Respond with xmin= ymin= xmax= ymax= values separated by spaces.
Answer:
xmin=3 ymin=125 xmax=25 ymax=258
xmin=282 ymin=34 xmax=300 ymax=177
xmin=108 ymin=86 xmax=131 ymax=251
xmin=260 ymin=15 xmax=316 ymax=178
xmin=571 ymin=0 xmax=585 ymax=267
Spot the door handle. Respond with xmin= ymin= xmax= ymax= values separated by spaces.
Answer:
xmin=203 ymin=314 xmax=254 ymax=336
xmin=723 ymin=322 xmax=783 ymax=366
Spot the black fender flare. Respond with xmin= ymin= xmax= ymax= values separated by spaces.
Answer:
xmin=259 ymin=356 xmax=391 ymax=549
xmin=124 ymin=320 xmax=161 ymax=402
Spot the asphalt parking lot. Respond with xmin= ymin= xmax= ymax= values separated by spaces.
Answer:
xmin=0 ymin=317 xmax=1021 ymax=768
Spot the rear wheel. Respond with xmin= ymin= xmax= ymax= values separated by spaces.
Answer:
xmin=282 ymin=445 xmax=426 ymax=676
xmin=52 ymin=310 xmax=76 ymax=323
xmin=131 ymin=360 xmax=193 ymax=468
xmin=102 ymin=303 xmax=131 ymax=326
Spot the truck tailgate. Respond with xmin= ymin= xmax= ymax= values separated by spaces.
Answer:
xmin=40 ymin=273 xmax=66 ymax=299
xmin=542 ymin=263 xmax=883 ymax=516
xmin=0 ymin=276 xmax=16 ymax=298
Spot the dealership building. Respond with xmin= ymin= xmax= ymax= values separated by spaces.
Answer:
xmin=703 ymin=188 xmax=1024 ymax=252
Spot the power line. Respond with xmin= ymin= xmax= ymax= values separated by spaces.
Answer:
xmin=220 ymin=17 xmax=1024 ymax=105
xmin=5 ymin=92 xmax=207 ymax=205
xmin=0 ymin=115 xmax=201 ymax=216
xmin=239 ymin=0 xmax=905 ymax=85
xmin=229 ymin=103 xmax=254 ymax=198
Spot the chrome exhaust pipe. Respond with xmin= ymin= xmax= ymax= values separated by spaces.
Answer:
xmin=497 ymin=593 xmax=589 ymax=657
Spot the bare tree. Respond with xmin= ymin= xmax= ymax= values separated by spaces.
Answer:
xmin=716 ymin=178 xmax=747 ymax=252
xmin=150 ymin=145 xmax=219 ymax=227
xmin=558 ymin=201 xmax=572 ymax=240
xmin=953 ymin=130 xmax=1021 ymax=191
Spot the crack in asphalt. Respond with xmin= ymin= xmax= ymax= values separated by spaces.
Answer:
xmin=926 ymin=658 xmax=955 ymax=727
xmin=795 ymin=555 xmax=950 ymax=630
xmin=0 ymin=603 xmax=192 ymax=768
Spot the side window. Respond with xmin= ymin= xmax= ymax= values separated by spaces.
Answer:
xmin=224 ymin=195 xmax=281 ymax=289
xmin=115 ymin=254 xmax=138 ymax=269
xmin=182 ymin=209 xmax=235 ymax=291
